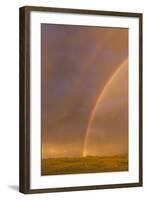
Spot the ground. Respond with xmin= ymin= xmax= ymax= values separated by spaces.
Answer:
xmin=41 ymin=154 xmax=128 ymax=175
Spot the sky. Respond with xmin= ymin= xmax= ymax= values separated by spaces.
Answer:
xmin=41 ymin=23 xmax=128 ymax=159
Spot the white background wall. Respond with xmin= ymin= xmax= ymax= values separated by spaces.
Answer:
xmin=0 ymin=0 xmax=145 ymax=199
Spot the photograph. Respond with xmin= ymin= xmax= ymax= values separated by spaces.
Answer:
xmin=19 ymin=6 xmax=142 ymax=193
xmin=41 ymin=24 xmax=128 ymax=176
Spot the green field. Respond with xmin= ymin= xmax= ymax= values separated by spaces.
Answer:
xmin=41 ymin=154 xmax=128 ymax=175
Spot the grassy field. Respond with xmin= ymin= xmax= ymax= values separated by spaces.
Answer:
xmin=41 ymin=154 xmax=128 ymax=175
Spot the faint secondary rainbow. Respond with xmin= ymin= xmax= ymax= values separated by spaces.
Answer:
xmin=82 ymin=58 xmax=128 ymax=157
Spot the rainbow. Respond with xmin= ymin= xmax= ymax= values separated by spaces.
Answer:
xmin=82 ymin=58 xmax=128 ymax=157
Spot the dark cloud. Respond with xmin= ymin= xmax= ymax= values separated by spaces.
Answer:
xmin=41 ymin=24 xmax=128 ymax=158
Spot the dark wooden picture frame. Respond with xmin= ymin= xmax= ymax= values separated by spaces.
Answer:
xmin=19 ymin=6 xmax=143 ymax=194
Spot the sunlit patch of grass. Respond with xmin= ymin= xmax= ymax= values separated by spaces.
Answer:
xmin=41 ymin=154 xmax=128 ymax=176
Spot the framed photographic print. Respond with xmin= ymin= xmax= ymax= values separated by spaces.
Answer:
xmin=19 ymin=6 xmax=143 ymax=194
